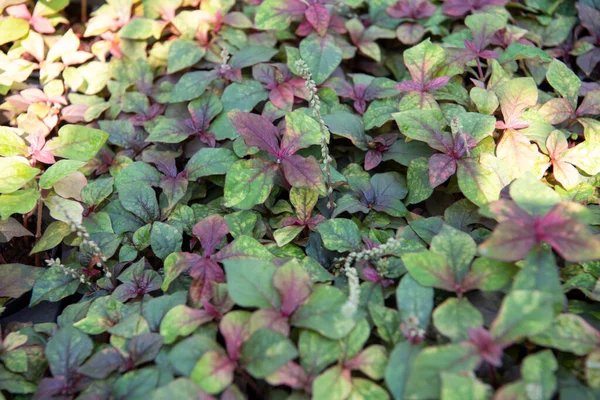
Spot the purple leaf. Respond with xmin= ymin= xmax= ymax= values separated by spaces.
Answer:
xmin=365 ymin=149 xmax=383 ymax=171
xmin=272 ymin=261 xmax=312 ymax=317
xmin=229 ymin=112 xmax=281 ymax=156
xmin=304 ymin=4 xmax=330 ymax=36
xmin=387 ymin=0 xmax=436 ymax=19
xmin=220 ymin=311 xmax=251 ymax=362
xmin=428 ymin=153 xmax=457 ymax=188
xmin=250 ymin=309 xmax=290 ymax=336
xmin=189 ymin=258 xmax=226 ymax=304
xmin=443 ymin=0 xmax=508 ymax=17
xmin=422 ymin=76 xmax=451 ymax=91
xmin=281 ymin=155 xmax=326 ymax=194
xmin=468 ymin=327 xmax=504 ymax=367
xmin=192 ymin=215 xmax=230 ymax=257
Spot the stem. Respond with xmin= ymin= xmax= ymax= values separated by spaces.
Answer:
xmin=81 ymin=0 xmax=88 ymax=23
xmin=35 ymin=198 xmax=43 ymax=267
xmin=476 ymin=58 xmax=484 ymax=80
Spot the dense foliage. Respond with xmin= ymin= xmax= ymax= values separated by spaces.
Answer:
xmin=1 ymin=0 xmax=600 ymax=398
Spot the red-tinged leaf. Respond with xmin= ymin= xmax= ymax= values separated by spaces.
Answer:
xmin=387 ymin=0 xmax=435 ymax=19
xmin=229 ymin=112 xmax=280 ymax=156
xmin=160 ymin=305 xmax=214 ymax=344
xmin=401 ymin=39 xmax=447 ymax=90
xmin=443 ymin=0 xmax=508 ymax=17
xmin=344 ymin=345 xmax=387 ymax=380
xmin=281 ymin=154 xmax=326 ymax=194
xmin=220 ymin=311 xmax=251 ymax=362
xmin=485 ymin=199 xmax=534 ymax=223
xmin=422 ymin=76 xmax=451 ymax=91
xmin=576 ymin=90 xmax=600 ymax=117
xmin=478 ymin=221 xmax=538 ymax=262
xmin=162 ymin=252 xmax=199 ymax=290
xmin=428 ymin=153 xmax=457 ymax=188
xmin=304 ymin=4 xmax=330 ymax=36
xmin=281 ymin=110 xmax=322 ymax=154
xmin=496 ymin=129 xmax=547 ymax=180
xmin=269 ymin=85 xmax=295 ymax=111
xmin=273 ymin=261 xmax=312 ymax=317
xmin=468 ymin=327 xmax=504 ymax=367
xmin=191 ymin=351 xmax=235 ymax=395
xmin=396 ymin=22 xmax=426 ymax=45
xmin=395 ymin=80 xmax=422 ymax=92
xmin=192 ymin=215 xmax=230 ymax=256
xmin=496 ymin=78 xmax=538 ymax=127
xmin=539 ymin=98 xmax=574 ymax=125
xmin=540 ymin=202 xmax=600 ymax=263
xmin=189 ymin=258 xmax=225 ymax=305
xmin=365 ymin=149 xmax=382 ymax=171
xmin=266 ymin=361 xmax=310 ymax=391
xmin=249 ymin=309 xmax=290 ymax=336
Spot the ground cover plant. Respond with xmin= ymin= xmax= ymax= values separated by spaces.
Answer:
xmin=0 ymin=0 xmax=600 ymax=398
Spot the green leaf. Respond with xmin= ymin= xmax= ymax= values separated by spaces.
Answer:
xmin=546 ymin=59 xmax=580 ymax=109
xmin=470 ymin=87 xmax=499 ymax=115
xmin=323 ymin=112 xmax=368 ymax=150
xmin=369 ymin=304 xmax=402 ymax=345
xmin=31 ymin=221 xmax=71 ymax=254
xmin=241 ymin=329 xmax=298 ymax=378
xmin=114 ymin=368 xmax=159 ymax=400
xmin=490 ymin=290 xmax=556 ymax=345
xmin=30 ymin=265 xmax=79 ymax=306
xmin=150 ymin=222 xmax=182 ymax=260
xmin=298 ymin=330 xmax=339 ymax=375
xmin=0 ymin=365 xmax=36 ymax=393
xmin=456 ymin=157 xmax=504 ymax=207
xmin=403 ymin=251 xmax=455 ymax=291
xmin=224 ymin=159 xmax=277 ymax=210
xmin=405 ymin=344 xmax=481 ymax=399
xmin=82 ymin=176 xmax=114 ymax=206
xmin=396 ymin=274 xmax=434 ymax=333
xmin=316 ymin=219 xmax=362 ymax=253
xmin=364 ymin=99 xmax=398 ymax=130
xmin=46 ymin=125 xmax=109 ymax=161
xmin=406 ymin=157 xmax=433 ymax=205
xmin=45 ymin=327 xmax=93 ymax=378
xmin=186 ymin=148 xmax=238 ymax=179
xmin=160 ymin=305 xmax=213 ymax=345
xmin=0 ymin=157 xmax=40 ymax=194
xmin=291 ymin=284 xmax=359 ymax=339
xmin=586 ymin=349 xmax=600 ymax=389
xmin=221 ymin=80 xmax=269 ymax=112
xmin=167 ymin=38 xmax=205 ymax=74
xmin=273 ymin=225 xmax=304 ymax=247
xmin=119 ymin=183 xmax=160 ymax=223
xmin=191 ymin=350 xmax=235 ymax=394
xmin=441 ymin=372 xmax=491 ymax=400
xmin=223 ymin=258 xmax=280 ymax=309
xmin=508 ymin=173 xmax=560 ymax=216
xmin=463 ymin=257 xmax=518 ymax=292
xmin=152 ymin=378 xmax=210 ymax=400
xmin=39 ymin=160 xmax=86 ymax=189
xmin=385 ymin=341 xmax=423 ymax=400
xmin=530 ymin=313 xmax=600 ymax=356
xmin=45 ymin=195 xmax=83 ymax=225
xmin=312 ymin=365 xmax=353 ymax=400
xmin=0 ymin=189 xmax=40 ymax=219
xmin=120 ymin=18 xmax=161 ymax=40
xmin=497 ymin=42 xmax=552 ymax=63
xmin=431 ymin=224 xmax=477 ymax=283
xmin=168 ymin=335 xmax=223 ymax=376
xmin=433 ymin=298 xmax=483 ymax=342
xmin=254 ymin=0 xmax=293 ymax=30
xmin=521 ymin=350 xmax=558 ymax=400
xmin=169 ymin=70 xmax=214 ymax=103
xmin=300 ymin=34 xmax=343 ymax=85
xmin=0 ymin=127 xmax=28 ymax=156
xmin=0 ymin=264 xmax=44 ymax=299
xmin=0 ymin=17 xmax=29 ymax=45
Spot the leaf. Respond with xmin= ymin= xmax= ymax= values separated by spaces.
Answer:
xmin=402 ymin=39 xmax=447 ymax=88
xmin=433 ymin=298 xmax=483 ymax=342
xmin=490 ymin=290 xmax=556 ymax=345
xmin=150 ymin=222 xmax=182 ymax=259
xmin=223 ymin=258 xmax=280 ymax=309
xmin=316 ymin=218 xmax=362 ymax=252
xmin=191 ymin=350 xmax=235 ymax=394
xmin=441 ymin=372 xmax=491 ymax=400
xmin=406 ymin=157 xmax=434 ymax=205
xmin=254 ymin=0 xmax=298 ymax=30
xmin=0 ymin=264 xmax=44 ymax=298
xmin=229 ymin=112 xmax=280 ymax=156
xmin=119 ymin=183 xmax=160 ymax=223
xmin=0 ymin=127 xmax=28 ymax=156
xmin=299 ymin=33 xmax=343 ymax=85
xmin=404 ymin=344 xmax=480 ymax=399
xmin=0 ymin=157 xmax=40 ymax=194
xmin=282 ymin=110 xmax=322 ymax=153
xmin=193 ymin=215 xmax=229 ymax=256
xmin=0 ymin=17 xmax=29 ymax=45
xmin=403 ymin=251 xmax=456 ymax=291
xmin=169 ymin=70 xmax=215 ymax=103
xmin=0 ymin=217 xmax=32 ymax=243
xmin=496 ymin=78 xmax=538 ymax=126
xmin=241 ymin=329 xmax=298 ymax=378
xmin=45 ymin=327 xmax=93 ymax=378
xmin=273 ymin=259 xmax=313 ymax=317
xmin=456 ymin=157 xmax=504 ymax=207
xmin=546 ymin=59 xmax=581 ymax=109
xmin=312 ymin=365 xmax=353 ymax=400
xmin=78 ymin=347 xmax=125 ymax=379
xmin=39 ymin=160 xmax=86 ymax=189
xmin=46 ymin=125 xmax=109 ymax=161
xmin=114 ymin=368 xmax=159 ymax=400
xmin=220 ymin=79 xmax=269 ymax=112
xmin=30 ymin=265 xmax=79 ymax=306
xmin=120 ymin=17 xmax=161 ymax=39
xmin=521 ymin=350 xmax=558 ymax=400
xmin=291 ymin=284 xmax=359 ymax=339
xmin=160 ymin=305 xmax=213 ymax=344
xmin=430 ymin=224 xmax=476 ymax=283
xmin=396 ymin=274 xmax=434 ymax=333
xmin=281 ymin=154 xmax=326 ymax=194
xmin=0 ymin=189 xmax=40 ymax=219
xmin=0 ymin=365 xmax=36 ymax=394
xmin=167 ymin=38 xmax=205 ymax=74
xmin=224 ymin=159 xmax=277 ymax=210
xmin=323 ymin=111 xmax=368 ymax=150
xmin=530 ymin=313 xmax=600 ymax=356
xmin=385 ymin=341 xmax=423 ymax=400
xmin=151 ymin=379 xmax=211 ymax=400
xmin=186 ymin=148 xmax=238 ymax=179
xmin=31 ymin=221 xmax=71 ymax=254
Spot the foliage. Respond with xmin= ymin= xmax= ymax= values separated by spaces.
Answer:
xmin=0 ymin=0 xmax=599 ymax=399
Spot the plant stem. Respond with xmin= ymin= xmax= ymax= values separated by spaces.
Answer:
xmin=35 ymin=198 xmax=43 ymax=267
